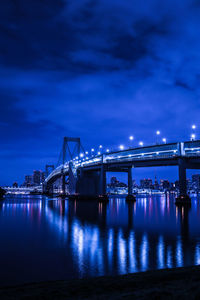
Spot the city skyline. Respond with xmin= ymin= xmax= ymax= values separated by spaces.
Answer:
xmin=2 ymin=140 xmax=200 ymax=186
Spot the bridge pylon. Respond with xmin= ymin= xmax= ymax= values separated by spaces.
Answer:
xmin=57 ymin=137 xmax=85 ymax=195
xmin=57 ymin=137 xmax=84 ymax=166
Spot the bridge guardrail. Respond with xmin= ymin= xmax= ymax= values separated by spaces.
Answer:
xmin=44 ymin=140 xmax=200 ymax=185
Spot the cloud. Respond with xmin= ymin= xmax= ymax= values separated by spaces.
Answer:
xmin=1 ymin=0 xmax=200 ymax=184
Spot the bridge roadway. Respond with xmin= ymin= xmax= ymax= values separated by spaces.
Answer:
xmin=44 ymin=140 xmax=200 ymax=203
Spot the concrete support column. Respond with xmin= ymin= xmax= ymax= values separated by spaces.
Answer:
xmin=61 ymin=171 xmax=66 ymax=194
xmin=128 ymin=167 xmax=133 ymax=195
xmin=45 ymin=183 xmax=53 ymax=195
xmin=176 ymin=158 xmax=191 ymax=205
xmin=178 ymin=158 xmax=187 ymax=196
xmin=126 ymin=167 xmax=136 ymax=202
xmin=43 ymin=181 xmax=53 ymax=195
xmin=100 ymin=165 xmax=106 ymax=195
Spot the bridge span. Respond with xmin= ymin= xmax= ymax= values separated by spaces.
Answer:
xmin=43 ymin=138 xmax=200 ymax=204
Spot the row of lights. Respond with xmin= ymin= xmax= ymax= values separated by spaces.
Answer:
xmin=77 ymin=126 xmax=198 ymax=160
xmin=191 ymin=125 xmax=196 ymax=141
xmin=77 ymin=131 xmax=166 ymax=160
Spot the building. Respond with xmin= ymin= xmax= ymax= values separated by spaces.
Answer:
xmin=24 ymin=175 xmax=33 ymax=187
xmin=140 ymin=179 xmax=153 ymax=189
xmin=154 ymin=176 xmax=159 ymax=189
xmin=41 ymin=172 xmax=46 ymax=183
xmin=33 ymin=171 xmax=41 ymax=185
xmin=160 ymin=180 xmax=170 ymax=190
xmin=192 ymin=174 xmax=200 ymax=191
xmin=110 ymin=176 xmax=118 ymax=187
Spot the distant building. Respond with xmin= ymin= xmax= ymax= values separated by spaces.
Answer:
xmin=116 ymin=182 xmax=127 ymax=188
xmin=110 ymin=176 xmax=118 ymax=187
xmin=140 ymin=179 xmax=153 ymax=189
xmin=192 ymin=174 xmax=200 ymax=191
xmin=41 ymin=172 xmax=46 ymax=183
xmin=13 ymin=182 xmax=18 ymax=188
xmin=24 ymin=175 xmax=33 ymax=187
xmin=132 ymin=180 xmax=137 ymax=188
xmin=33 ymin=171 xmax=41 ymax=185
xmin=154 ymin=176 xmax=159 ymax=189
xmin=175 ymin=180 xmax=179 ymax=189
xmin=160 ymin=180 xmax=170 ymax=190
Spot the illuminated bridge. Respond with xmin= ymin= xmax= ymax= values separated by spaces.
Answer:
xmin=43 ymin=137 xmax=200 ymax=203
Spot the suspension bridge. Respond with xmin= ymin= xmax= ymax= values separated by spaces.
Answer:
xmin=43 ymin=137 xmax=200 ymax=204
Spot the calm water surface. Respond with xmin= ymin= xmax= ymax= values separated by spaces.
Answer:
xmin=1 ymin=194 xmax=200 ymax=286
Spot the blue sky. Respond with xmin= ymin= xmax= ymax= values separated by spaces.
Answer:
xmin=1 ymin=0 xmax=200 ymax=185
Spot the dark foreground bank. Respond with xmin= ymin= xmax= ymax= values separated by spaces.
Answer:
xmin=1 ymin=266 xmax=200 ymax=299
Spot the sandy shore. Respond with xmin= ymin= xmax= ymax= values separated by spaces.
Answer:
xmin=1 ymin=266 xmax=200 ymax=299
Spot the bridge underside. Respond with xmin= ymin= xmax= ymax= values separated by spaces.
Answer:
xmin=44 ymin=156 xmax=200 ymax=203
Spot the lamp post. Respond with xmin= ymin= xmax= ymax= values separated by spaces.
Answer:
xmin=192 ymin=125 xmax=196 ymax=141
xmin=162 ymin=138 xmax=167 ymax=144
xmin=91 ymin=148 xmax=95 ymax=157
xmin=156 ymin=130 xmax=160 ymax=144
xmin=99 ymin=145 xmax=103 ymax=154
xmin=129 ymin=136 xmax=134 ymax=149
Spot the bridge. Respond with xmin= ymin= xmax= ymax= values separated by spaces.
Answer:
xmin=43 ymin=137 xmax=200 ymax=204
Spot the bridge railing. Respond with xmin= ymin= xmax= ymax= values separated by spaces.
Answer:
xmin=45 ymin=164 xmax=69 ymax=182
xmin=78 ymin=155 xmax=103 ymax=167
xmin=45 ymin=140 xmax=200 ymax=185
xmin=103 ymin=143 xmax=179 ymax=163
xmin=184 ymin=140 xmax=200 ymax=156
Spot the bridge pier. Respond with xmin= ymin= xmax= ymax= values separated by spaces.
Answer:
xmin=75 ymin=166 xmax=108 ymax=202
xmin=100 ymin=165 xmax=106 ymax=195
xmin=99 ymin=165 xmax=109 ymax=202
xmin=126 ymin=167 xmax=136 ymax=202
xmin=176 ymin=158 xmax=191 ymax=205
xmin=61 ymin=173 xmax=66 ymax=195
xmin=43 ymin=182 xmax=53 ymax=196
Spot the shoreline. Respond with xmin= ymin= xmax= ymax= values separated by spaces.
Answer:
xmin=1 ymin=266 xmax=200 ymax=299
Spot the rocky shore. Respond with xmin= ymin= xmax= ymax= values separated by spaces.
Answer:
xmin=1 ymin=266 xmax=200 ymax=299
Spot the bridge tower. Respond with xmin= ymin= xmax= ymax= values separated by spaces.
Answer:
xmin=45 ymin=165 xmax=54 ymax=178
xmin=57 ymin=137 xmax=84 ymax=195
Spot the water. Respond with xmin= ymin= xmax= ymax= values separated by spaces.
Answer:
xmin=1 ymin=194 xmax=200 ymax=286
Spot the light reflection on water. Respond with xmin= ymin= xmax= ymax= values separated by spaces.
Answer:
xmin=1 ymin=194 xmax=200 ymax=285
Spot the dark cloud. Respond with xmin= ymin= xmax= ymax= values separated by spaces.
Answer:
xmin=1 ymin=0 xmax=200 ymax=184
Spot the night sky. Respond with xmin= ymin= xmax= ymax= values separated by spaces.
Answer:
xmin=1 ymin=0 xmax=200 ymax=185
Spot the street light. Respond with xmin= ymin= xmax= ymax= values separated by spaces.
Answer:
xmin=97 ymin=151 xmax=101 ymax=155
xmin=191 ymin=125 xmax=196 ymax=141
xmin=106 ymin=149 xmax=110 ymax=153
xmin=156 ymin=130 xmax=160 ymax=144
xmin=119 ymin=145 xmax=124 ymax=150
xmin=162 ymin=138 xmax=167 ymax=144
xmin=91 ymin=148 xmax=95 ymax=157
xmin=80 ymin=153 xmax=84 ymax=158
xmin=139 ymin=141 xmax=144 ymax=147
xmin=129 ymin=135 xmax=134 ymax=149
xmin=99 ymin=145 xmax=103 ymax=155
